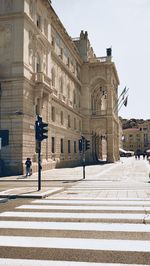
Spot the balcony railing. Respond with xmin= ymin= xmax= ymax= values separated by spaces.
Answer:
xmin=34 ymin=72 xmax=51 ymax=87
xmin=89 ymin=56 xmax=111 ymax=63
xmin=79 ymin=108 xmax=107 ymax=116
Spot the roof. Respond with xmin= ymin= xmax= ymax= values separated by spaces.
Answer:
xmin=123 ymin=128 xmax=139 ymax=132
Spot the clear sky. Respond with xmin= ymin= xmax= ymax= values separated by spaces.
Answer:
xmin=51 ymin=0 xmax=150 ymax=120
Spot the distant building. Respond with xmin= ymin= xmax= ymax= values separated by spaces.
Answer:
xmin=122 ymin=120 xmax=150 ymax=154
xmin=123 ymin=128 xmax=144 ymax=153
xmin=0 ymin=0 xmax=120 ymax=175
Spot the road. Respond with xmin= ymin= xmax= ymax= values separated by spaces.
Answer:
xmin=0 ymin=157 xmax=150 ymax=265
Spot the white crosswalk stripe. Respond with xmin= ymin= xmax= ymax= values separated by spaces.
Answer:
xmin=1 ymin=235 xmax=150 ymax=252
xmin=0 ymin=220 xmax=150 ymax=232
xmin=1 ymin=198 xmax=150 ymax=265
xmin=0 ymin=259 xmax=148 ymax=266
xmin=16 ymin=204 xmax=150 ymax=212
xmin=33 ymin=199 xmax=150 ymax=205
xmin=0 ymin=210 xmax=148 ymax=222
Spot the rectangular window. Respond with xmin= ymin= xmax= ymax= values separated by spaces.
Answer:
xmin=51 ymin=106 xmax=55 ymax=122
xmin=60 ymin=111 xmax=63 ymax=125
xmin=68 ymin=115 xmax=71 ymax=128
xmin=36 ymin=14 xmax=41 ymax=29
xmin=51 ymin=137 xmax=55 ymax=153
xmin=74 ymin=141 xmax=76 ymax=153
xmin=60 ymin=47 xmax=63 ymax=59
xmin=68 ymin=140 xmax=71 ymax=153
xmin=74 ymin=118 xmax=76 ymax=130
xmin=67 ymin=57 xmax=70 ymax=67
xmin=51 ymin=36 xmax=55 ymax=47
xmin=60 ymin=138 xmax=63 ymax=153
xmin=79 ymin=120 xmax=81 ymax=131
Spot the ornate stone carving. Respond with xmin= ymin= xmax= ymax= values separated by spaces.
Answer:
xmin=28 ymin=31 xmax=36 ymax=67
xmin=29 ymin=47 xmax=33 ymax=66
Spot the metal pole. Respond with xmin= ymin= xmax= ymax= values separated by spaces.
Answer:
xmin=38 ymin=141 xmax=41 ymax=191
xmin=82 ymin=152 xmax=85 ymax=179
xmin=83 ymin=164 xmax=85 ymax=179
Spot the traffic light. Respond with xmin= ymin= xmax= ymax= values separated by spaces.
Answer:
xmin=35 ymin=116 xmax=48 ymax=141
xmin=85 ymin=139 xmax=90 ymax=150
xmin=0 ymin=130 xmax=9 ymax=146
xmin=79 ymin=138 xmax=83 ymax=152
xmin=79 ymin=136 xmax=85 ymax=152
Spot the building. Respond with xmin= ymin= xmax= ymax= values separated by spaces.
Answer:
xmin=122 ymin=120 xmax=150 ymax=155
xmin=123 ymin=128 xmax=144 ymax=153
xmin=0 ymin=0 xmax=120 ymax=175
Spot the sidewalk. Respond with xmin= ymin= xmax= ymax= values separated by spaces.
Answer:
xmin=0 ymin=161 xmax=118 ymax=182
xmin=0 ymin=158 xmax=149 ymax=200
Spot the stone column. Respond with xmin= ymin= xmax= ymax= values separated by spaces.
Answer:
xmin=107 ymin=117 xmax=115 ymax=163
xmin=106 ymin=83 xmax=115 ymax=162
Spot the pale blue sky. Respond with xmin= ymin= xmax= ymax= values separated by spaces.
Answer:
xmin=52 ymin=0 xmax=150 ymax=119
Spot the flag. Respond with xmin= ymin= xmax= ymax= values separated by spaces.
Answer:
xmin=123 ymin=95 xmax=128 ymax=107
xmin=120 ymin=86 xmax=126 ymax=98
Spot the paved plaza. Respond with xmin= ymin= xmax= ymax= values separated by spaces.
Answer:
xmin=1 ymin=158 xmax=150 ymax=265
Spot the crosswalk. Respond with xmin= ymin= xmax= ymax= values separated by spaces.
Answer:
xmin=1 ymin=198 xmax=150 ymax=265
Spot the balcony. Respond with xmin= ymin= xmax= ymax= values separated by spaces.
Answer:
xmin=59 ymin=93 xmax=66 ymax=103
xmin=33 ymin=72 xmax=52 ymax=94
xmin=67 ymin=99 xmax=73 ymax=107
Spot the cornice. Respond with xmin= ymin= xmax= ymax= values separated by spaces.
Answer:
xmin=50 ymin=7 xmax=82 ymax=65
xmin=51 ymin=95 xmax=83 ymax=118
xmin=0 ymin=12 xmax=25 ymax=22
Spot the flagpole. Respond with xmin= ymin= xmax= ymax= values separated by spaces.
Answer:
xmin=113 ymin=86 xmax=126 ymax=111
xmin=118 ymin=95 xmax=128 ymax=112
xmin=114 ymin=88 xmax=129 ymax=113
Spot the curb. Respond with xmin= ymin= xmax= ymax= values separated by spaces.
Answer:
xmin=0 ymin=187 xmax=64 ymax=199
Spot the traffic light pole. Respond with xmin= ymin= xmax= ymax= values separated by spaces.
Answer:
xmin=37 ymin=141 xmax=42 ymax=191
xmin=35 ymin=115 xmax=48 ymax=191
xmin=82 ymin=154 xmax=85 ymax=179
xmin=82 ymin=137 xmax=85 ymax=179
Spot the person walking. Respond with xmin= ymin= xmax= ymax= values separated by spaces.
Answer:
xmin=25 ymin=158 xmax=32 ymax=177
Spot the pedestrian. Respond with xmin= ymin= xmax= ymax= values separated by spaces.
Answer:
xmin=25 ymin=158 xmax=32 ymax=177
xmin=143 ymin=153 xmax=146 ymax=159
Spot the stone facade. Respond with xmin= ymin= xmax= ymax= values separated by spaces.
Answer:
xmin=0 ymin=0 xmax=120 ymax=175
